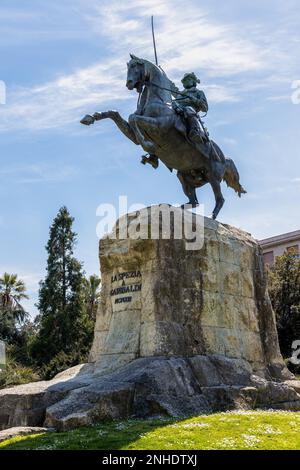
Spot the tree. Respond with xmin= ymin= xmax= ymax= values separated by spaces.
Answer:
xmin=83 ymin=275 xmax=101 ymax=321
xmin=31 ymin=207 xmax=94 ymax=374
xmin=268 ymin=250 xmax=300 ymax=359
xmin=0 ymin=273 xmax=29 ymax=343
xmin=0 ymin=273 xmax=28 ymax=322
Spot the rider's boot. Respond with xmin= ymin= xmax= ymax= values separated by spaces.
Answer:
xmin=141 ymin=154 xmax=159 ymax=169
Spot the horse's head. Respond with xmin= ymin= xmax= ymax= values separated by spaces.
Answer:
xmin=126 ymin=54 xmax=152 ymax=93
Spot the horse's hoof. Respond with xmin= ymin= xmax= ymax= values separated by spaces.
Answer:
xmin=80 ymin=115 xmax=95 ymax=126
xmin=181 ymin=203 xmax=199 ymax=210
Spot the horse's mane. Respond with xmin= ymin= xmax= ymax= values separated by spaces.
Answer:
xmin=129 ymin=53 xmax=173 ymax=94
xmin=129 ymin=54 xmax=161 ymax=74
xmin=130 ymin=54 xmax=173 ymax=102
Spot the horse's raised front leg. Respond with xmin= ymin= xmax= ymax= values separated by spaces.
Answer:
xmin=81 ymin=111 xmax=139 ymax=145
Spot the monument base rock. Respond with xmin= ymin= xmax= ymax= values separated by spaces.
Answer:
xmin=1 ymin=206 xmax=300 ymax=431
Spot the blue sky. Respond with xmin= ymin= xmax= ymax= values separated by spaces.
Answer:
xmin=0 ymin=0 xmax=299 ymax=317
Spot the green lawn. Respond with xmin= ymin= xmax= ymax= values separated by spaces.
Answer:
xmin=1 ymin=411 xmax=300 ymax=450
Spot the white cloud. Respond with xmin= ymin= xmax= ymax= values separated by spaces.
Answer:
xmin=82 ymin=0 xmax=266 ymax=76
xmin=21 ymin=272 xmax=41 ymax=319
xmin=204 ymin=85 xmax=239 ymax=103
xmin=266 ymin=95 xmax=291 ymax=102
xmin=222 ymin=137 xmax=238 ymax=146
xmin=226 ymin=208 xmax=300 ymax=241
xmin=0 ymin=9 xmax=40 ymax=22
xmin=0 ymin=162 xmax=78 ymax=184
xmin=0 ymin=59 xmax=131 ymax=132
xmin=1 ymin=0 xmax=299 ymax=133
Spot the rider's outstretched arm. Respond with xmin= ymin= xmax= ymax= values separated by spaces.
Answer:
xmin=197 ymin=91 xmax=209 ymax=113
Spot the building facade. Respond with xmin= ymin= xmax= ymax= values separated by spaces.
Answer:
xmin=259 ymin=230 xmax=300 ymax=266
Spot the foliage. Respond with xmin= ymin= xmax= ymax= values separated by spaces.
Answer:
xmin=0 ymin=273 xmax=29 ymax=343
xmin=0 ymin=311 xmax=19 ymax=344
xmin=0 ymin=210 xmax=98 ymax=386
xmin=0 ymin=354 xmax=39 ymax=390
xmin=39 ymin=350 xmax=87 ymax=380
xmin=0 ymin=273 xmax=38 ymax=387
xmin=1 ymin=411 xmax=300 ymax=450
xmin=83 ymin=275 xmax=101 ymax=321
xmin=0 ymin=273 xmax=29 ymax=323
xmin=268 ymin=251 xmax=300 ymax=359
xmin=30 ymin=207 xmax=94 ymax=377
xmin=8 ymin=322 xmax=38 ymax=366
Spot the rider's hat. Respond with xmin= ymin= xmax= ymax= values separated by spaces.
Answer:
xmin=181 ymin=72 xmax=200 ymax=84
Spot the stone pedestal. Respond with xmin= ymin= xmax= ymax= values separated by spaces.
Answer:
xmin=90 ymin=206 xmax=284 ymax=379
xmin=1 ymin=206 xmax=300 ymax=431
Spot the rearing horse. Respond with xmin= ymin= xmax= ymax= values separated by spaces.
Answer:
xmin=81 ymin=54 xmax=246 ymax=219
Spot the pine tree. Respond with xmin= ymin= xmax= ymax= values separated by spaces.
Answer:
xmin=31 ymin=207 xmax=94 ymax=374
xmin=268 ymin=250 xmax=300 ymax=358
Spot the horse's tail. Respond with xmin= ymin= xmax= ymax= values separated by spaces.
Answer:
xmin=223 ymin=158 xmax=247 ymax=197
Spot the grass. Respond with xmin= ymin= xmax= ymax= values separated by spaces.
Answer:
xmin=1 ymin=411 xmax=300 ymax=450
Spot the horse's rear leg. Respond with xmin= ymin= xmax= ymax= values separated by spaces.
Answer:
xmin=177 ymin=172 xmax=199 ymax=207
xmin=210 ymin=178 xmax=225 ymax=219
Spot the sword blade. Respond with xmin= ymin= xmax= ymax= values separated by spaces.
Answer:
xmin=151 ymin=16 xmax=158 ymax=66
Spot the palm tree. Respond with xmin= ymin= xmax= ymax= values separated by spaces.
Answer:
xmin=0 ymin=273 xmax=29 ymax=324
xmin=84 ymin=275 xmax=101 ymax=321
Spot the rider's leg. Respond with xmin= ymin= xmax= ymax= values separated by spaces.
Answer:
xmin=187 ymin=115 xmax=205 ymax=143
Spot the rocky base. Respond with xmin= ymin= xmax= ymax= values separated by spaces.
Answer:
xmin=1 ymin=355 xmax=300 ymax=432
xmin=0 ymin=426 xmax=51 ymax=443
xmin=1 ymin=209 xmax=299 ymax=432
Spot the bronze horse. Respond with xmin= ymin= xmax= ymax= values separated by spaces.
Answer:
xmin=81 ymin=54 xmax=246 ymax=219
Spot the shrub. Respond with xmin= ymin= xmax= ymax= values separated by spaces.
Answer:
xmin=39 ymin=350 xmax=88 ymax=380
xmin=0 ymin=357 xmax=40 ymax=389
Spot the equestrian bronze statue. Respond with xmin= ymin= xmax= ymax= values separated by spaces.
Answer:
xmin=81 ymin=54 xmax=246 ymax=219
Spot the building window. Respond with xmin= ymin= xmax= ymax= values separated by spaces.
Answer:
xmin=263 ymin=251 xmax=274 ymax=265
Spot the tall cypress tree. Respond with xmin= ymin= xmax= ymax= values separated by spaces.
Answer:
xmin=31 ymin=207 xmax=94 ymax=373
